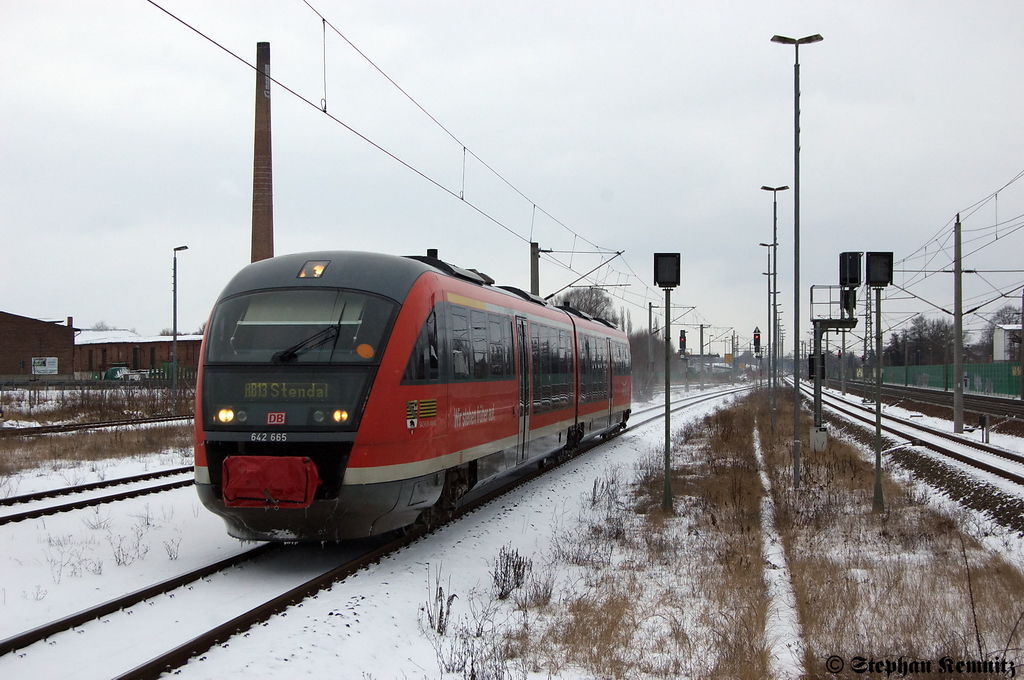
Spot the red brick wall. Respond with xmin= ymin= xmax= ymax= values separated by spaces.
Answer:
xmin=0 ymin=312 xmax=75 ymax=377
xmin=73 ymin=339 xmax=202 ymax=374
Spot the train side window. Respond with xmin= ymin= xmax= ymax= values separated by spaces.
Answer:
xmin=471 ymin=309 xmax=488 ymax=380
xmin=530 ymin=324 xmax=541 ymax=413
xmin=488 ymin=314 xmax=509 ymax=379
xmin=452 ymin=308 xmax=470 ymax=380
xmin=402 ymin=309 xmax=439 ymax=383
xmin=501 ymin=316 xmax=513 ymax=378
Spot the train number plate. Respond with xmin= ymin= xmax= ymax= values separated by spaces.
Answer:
xmin=250 ymin=432 xmax=288 ymax=442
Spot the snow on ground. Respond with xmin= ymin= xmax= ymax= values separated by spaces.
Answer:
xmin=176 ymin=392 xmax=735 ymax=679
xmin=0 ymin=444 xmax=192 ymax=499
xmin=4 ymin=384 xmax=1024 ymax=679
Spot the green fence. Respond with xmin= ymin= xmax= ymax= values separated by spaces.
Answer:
xmin=874 ymin=363 xmax=1022 ymax=397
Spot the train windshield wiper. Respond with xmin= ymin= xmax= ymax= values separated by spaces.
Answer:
xmin=272 ymin=325 xmax=340 ymax=364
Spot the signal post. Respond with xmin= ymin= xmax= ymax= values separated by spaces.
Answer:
xmin=654 ymin=253 xmax=681 ymax=512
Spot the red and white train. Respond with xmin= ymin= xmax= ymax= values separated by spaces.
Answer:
xmin=195 ymin=251 xmax=631 ymax=541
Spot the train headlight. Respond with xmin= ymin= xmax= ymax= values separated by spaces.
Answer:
xmin=217 ymin=408 xmax=235 ymax=423
xmin=313 ymin=410 xmax=325 ymax=423
xmin=236 ymin=410 xmax=248 ymax=423
xmin=333 ymin=409 xmax=349 ymax=423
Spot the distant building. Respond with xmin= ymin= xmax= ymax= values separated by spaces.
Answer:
xmin=0 ymin=312 xmax=76 ymax=380
xmin=74 ymin=329 xmax=202 ymax=379
xmin=994 ymin=324 xmax=1022 ymax=362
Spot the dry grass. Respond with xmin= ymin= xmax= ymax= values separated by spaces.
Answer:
xmin=0 ymin=424 xmax=192 ymax=479
xmin=489 ymin=399 xmax=774 ymax=679
xmin=446 ymin=390 xmax=1024 ymax=678
xmin=756 ymin=391 xmax=1024 ymax=677
xmin=1 ymin=384 xmax=193 ymax=423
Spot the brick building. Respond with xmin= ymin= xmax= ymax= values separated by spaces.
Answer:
xmin=74 ymin=330 xmax=202 ymax=379
xmin=0 ymin=311 xmax=76 ymax=379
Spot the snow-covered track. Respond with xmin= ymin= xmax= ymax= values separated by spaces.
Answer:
xmin=0 ymin=415 xmax=192 ymax=438
xmin=0 ymin=544 xmax=275 ymax=657
xmin=816 ymin=387 xmax=1024 ymax=487
xmin=0 ymin=470 xmax=194 ymax=526
xmin=0 ymin=387 xmax=744 ymax=679
xmin=0 ymin=466 xmax=193 ymax=509
xmin=827 ymin=380 xmax=1024 ymax=420
xmin=628 ymin=384 xmax=751 ymax=429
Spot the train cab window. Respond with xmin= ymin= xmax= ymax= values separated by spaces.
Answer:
xmin=205 ymin=289 xmax=396 ymax=364
xmin=402 ymin=309 xmax=440 ymax=383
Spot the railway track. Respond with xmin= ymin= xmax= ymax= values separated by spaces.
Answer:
xmin=827 ymin=379 xmax=1024 ymax=421
xmin=0 ymin=468 xmax=194 ymax=526
xmin=814 ymin=386 xmax=1024 ymax=488
xmin=0 ymin=414 xmax=193 ymax=438
xmin=0 ymin=386 xmax=744 ymax=680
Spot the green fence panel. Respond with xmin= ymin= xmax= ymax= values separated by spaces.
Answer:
xmin=880 ymin=363 xmax=1021 ymax=397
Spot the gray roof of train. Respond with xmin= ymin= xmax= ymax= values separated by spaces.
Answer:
xmin=215 ymin=251 xmax=435 ymax=303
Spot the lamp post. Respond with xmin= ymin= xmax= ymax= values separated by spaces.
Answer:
xmin=772 ymin=33 xmax=822 ymax=489
xmin=172 ymin=245 xmax=189 ymax=414
xmin=759 ymin=243 xmax=775 ymax=428
xmin=761 ymin=185 xmax=789 ymax=427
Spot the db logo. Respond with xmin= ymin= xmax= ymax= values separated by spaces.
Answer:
xmin=267 ymin=412 xmax=286 ymax=425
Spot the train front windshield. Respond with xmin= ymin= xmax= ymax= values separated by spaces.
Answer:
xmin=206 ymin=289 xmax=396 ymax=365
xmin=202 ymin=288 xmax=397 ymax=432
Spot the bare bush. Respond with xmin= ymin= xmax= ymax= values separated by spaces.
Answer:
xmin=492 ymin=545 xmax=531 ymax=600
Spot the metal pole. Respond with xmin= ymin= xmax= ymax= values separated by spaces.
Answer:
xmin=530 ymin=242 xmax=540 ymax=296
xmin=841 ymin=330 xmax=847 ymax=395
xmin=873 ymin=287 xmax=884 ymax=512
xmin=172 ymin=252 xmax=179 ymax=415
xmin=813 ymin=321 xmax=823 ymax=427
xmin=699 ymin=324 xmax=706 ymax=391
xmin=772 ymin=192 xmax=779 ymax=409
xmin=954 ymin=214 xmax=964 ymax=432
xmin=663 ymin=287 xmax=673 ymax=511
xmin=792 ymin=43 xmax=802 ymax=488
xmin=172 ymin=245 xmax=188 ymax=415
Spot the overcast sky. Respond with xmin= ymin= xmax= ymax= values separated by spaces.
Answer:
xmin=2 ymin=1 xmax=1022 ymax=356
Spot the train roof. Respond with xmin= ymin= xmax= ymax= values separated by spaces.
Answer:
xmin=217 ymin=251 xmax=446 ymax=304
xmin=216 ymin=250 xmax=621 ymax=332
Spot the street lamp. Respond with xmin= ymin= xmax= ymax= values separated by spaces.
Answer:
xmin=762 ymin=185 xmax=789 ymax=432
xmin=772 ymin=33 xmax=822 ymax=489
xmin=172 ymin=245 xmax=189 ymax=414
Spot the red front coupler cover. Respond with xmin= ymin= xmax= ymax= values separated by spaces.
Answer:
xmin=222 ymin=456 xmax=321 ymax=509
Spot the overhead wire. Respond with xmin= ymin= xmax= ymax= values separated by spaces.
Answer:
xmin=301 ymin=0 xmax=614 ymax=256
xmin=145 ymin=0 xmax=534 ymax=246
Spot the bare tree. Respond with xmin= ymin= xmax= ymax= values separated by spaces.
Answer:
xmin=551 ymin=287 xmax=618 ymax=325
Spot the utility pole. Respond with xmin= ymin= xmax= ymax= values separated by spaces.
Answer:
xmin=648 ymin=302 xmax=654 ymax=383
xmin=953 ymin=214 xmax=964 ymax=433
xmin=530 ymin=242 xmax=540 ymax=296
xmin=699 ymin=324 xmax=709 ymax=390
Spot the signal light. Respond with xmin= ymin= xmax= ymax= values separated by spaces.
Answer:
xmin=679 ymin=329 xmax=687 ymax=354
xmin=753 ymin=328 xmax=761 ymax=353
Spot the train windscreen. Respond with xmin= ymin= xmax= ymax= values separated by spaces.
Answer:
xmin=205 ymin=289 xmax=396 ymax=365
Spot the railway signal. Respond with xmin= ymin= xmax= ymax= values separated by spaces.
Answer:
xmin=753 ymin=327 xmax=761 ymax=355
xmin=654 ymin=253 xmax=681 ymax=512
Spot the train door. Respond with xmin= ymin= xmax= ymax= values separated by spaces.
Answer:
xmin=515 ymin=316 xmax=531 ymax=463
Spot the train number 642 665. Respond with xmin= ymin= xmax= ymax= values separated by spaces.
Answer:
xmin=250 ymin=432 xmax=287 ymax=442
